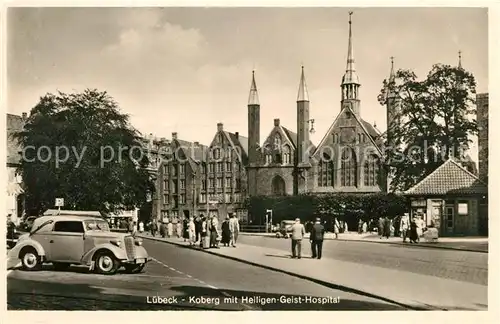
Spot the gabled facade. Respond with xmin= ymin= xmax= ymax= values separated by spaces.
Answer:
xmin=203 ymin=123 xmax=248 ymax=222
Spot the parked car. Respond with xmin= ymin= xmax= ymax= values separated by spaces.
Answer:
xmin=9 ymin=214 xmax=149 ymax=275
xmin=275 ymin=220 xmax=295 ymax=238
xmin=6 ymin=221 xmax=21 ymax=249
xmin=19 ymin=216 xmax=37 ymax=232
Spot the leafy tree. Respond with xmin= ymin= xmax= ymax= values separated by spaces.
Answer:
xmin=378 ymin=64 xmax=478 ymax=192
xmin=15 ymin=89 xmax=155 ymax=215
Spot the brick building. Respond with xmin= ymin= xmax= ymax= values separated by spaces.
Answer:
xmin=246 ymin=12 xmax=387 ymax=200
xmin=477 ymin=93 xmax=488 ymax=183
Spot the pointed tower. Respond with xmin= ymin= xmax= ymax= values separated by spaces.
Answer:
xmin=297 ymin=66 xmax=311 ymax=167
xmin=340 ymin=11 xmax=361 ymax=116
xmin=458 ymin=50 xmax=463 ymax=69
xmin=386 ymin=56 xmax=399 ymax=148
xmin=248 ymin=70 xmax=260 ymax=166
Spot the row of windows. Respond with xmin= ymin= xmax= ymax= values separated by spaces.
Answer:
xmin=163 ymin=193 xmax=243 ymax=205
xmin=264 ymin=153 xmax=292 ymax=165
xmin=332 ymin=133 xmax=370 ymax=144
xmin=163 ymin=178 xmax=242 ymax=192
xmin=317 ymin=151 xmax=380 ymax=187
xmin=163 ymin=164 xmax=186 ymax=176
xmin=202 ymin=162 xmax=242 ymax=173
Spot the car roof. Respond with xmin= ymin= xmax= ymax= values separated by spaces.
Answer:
xmin=35 ymin=215 xmax=105 ymax=222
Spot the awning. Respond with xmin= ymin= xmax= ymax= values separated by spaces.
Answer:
xmin=7 ymin=183 xmax=24 ymax=195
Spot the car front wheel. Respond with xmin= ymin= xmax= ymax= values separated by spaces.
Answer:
xmin=94 ymin=251 xmax=119 ymax=275
xmin=124 ymin=263 xmax=146 ymax=274
xmin=20 ymin=248 xmax=42 ymax=271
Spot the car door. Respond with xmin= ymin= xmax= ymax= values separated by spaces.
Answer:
xmin=49 ymin=221 xmax=85 ymax=263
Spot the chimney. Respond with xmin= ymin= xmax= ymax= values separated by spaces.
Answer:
xmin=172 ymin=132 xmax=178 ymax=140
xmin=22 ymin=112 xmax=27 ymax=121
xmin=274 ymin=118 xmax=280 ymax=126
xmin=194 ymin=141 xmax=199 ymax=146
xmin=217 ymin=123 xmax=223 ymax=132
xmin=235 ymin=132 xmax=239 ymax=139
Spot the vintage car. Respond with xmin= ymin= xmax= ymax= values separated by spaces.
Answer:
xmin=9 ymin=214 xmax=149 ymax=275
xmin=275 ymin=220 xmax=295 ymax=238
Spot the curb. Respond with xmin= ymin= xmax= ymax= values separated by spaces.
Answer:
xmin=142 ymin=235 xmax=433 ymax=311
xmin=239 ymin=233 xmax=488 ymax=253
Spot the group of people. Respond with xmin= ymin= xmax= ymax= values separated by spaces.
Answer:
xmin=148 ymin=213 xmax=240 ymax=249
xmin=399 ymin=213 xmax=426 ymax=243
xmin=289 ymin=217 xmax=326 ymax=259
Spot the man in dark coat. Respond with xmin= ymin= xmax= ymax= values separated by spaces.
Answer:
xmin=383 ymin=216 xmax=391 ymax=239
xmin=310 ymin=218 xmax=325 ymax=259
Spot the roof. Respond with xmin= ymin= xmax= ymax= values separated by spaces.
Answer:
xmin=281 ymin=126 xmax=316 ymax=152
xmin=175 ymin=139 xmax=209 ymax=169
xmin=361 ymin=119 xmax=381 ymax=138
xmin=404 ymin=158 xmax=488 ymax=196
xmin=7 ymin=114 xmax=25 ymax=165
xmin=43 ymin=210 xmax=103 ymax=217
xmin=225 ymin=131 xmax=248 ymax=163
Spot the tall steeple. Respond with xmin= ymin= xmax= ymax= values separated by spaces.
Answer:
xmin=296 ymin=66 xmax=311 ymax=169
xmin=387 ymin=56 xmax=396 ymax=99
xmin=341 ymin=11 xmax=361 ymax=115
xmin=458 ymin=50 xmax=463 ymax=69
xmin=247 ymin=70 xmax=261 ymax=169
xmin=248 ymin=70 xmax=260 ymax=105
xmin=297 ymin=66 xmax=309 ymax=102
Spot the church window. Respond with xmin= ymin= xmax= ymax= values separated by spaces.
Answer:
xmin=265 ymin=154 xmax=272 ymax=164
xmin=274 ymin=153 xmax=282 ymax=164
xmin=341 ymin=147 xmax=357 ymax=187
xmin=317 ymin=153 xmax=335 ymax=187
xmin=274 ymin=133 xmax=282 ymax=150
xmin=364 ymin=154 xmax=380 ymax=187
xmin=282 ymin=145 xmax=291 ymax=164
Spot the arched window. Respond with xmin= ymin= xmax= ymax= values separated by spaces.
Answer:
xmin=317 ymin=153 xmax=335 ymax=187
xmin=282 ymin=145 xmax=291 ymax=164
xmin=341 ymin=147 xmax=357 ymax=187
xmin=265 ymin=154 xmax=272 ymax=164
xmin=272 ymin=175 xmax=286 ymax=196
xmin=364 ymin=154 xmax=380 ymax=186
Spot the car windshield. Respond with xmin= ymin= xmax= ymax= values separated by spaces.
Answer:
xmin=84 ymin=219 xmax=110 ymax=231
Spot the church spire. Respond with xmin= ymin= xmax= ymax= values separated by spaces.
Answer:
xmin=388 ymin=56 xmax=397 ymax=99
xmin=458 ymin=50 xmax=463 ymax=69
xmin=248 ymin=70 xmax=259 ymax=105
xmin=389 ymin=56 xmax=395 ymax=81
xmin=297 ymin=66 xmax=309 ymax=102
xmin=341 ymin=11 xmax=359 ymax=87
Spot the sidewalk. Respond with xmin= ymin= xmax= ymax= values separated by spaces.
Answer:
xmin=140 ymin=234 xmax=487 ymax=311
xmin=240 ymin=232 xmax=488 ymax=253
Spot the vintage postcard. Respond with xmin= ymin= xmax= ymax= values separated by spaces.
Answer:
xmin=2 ymin=1 xmax=497 ymax=322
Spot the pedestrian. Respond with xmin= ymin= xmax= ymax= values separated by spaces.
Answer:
xmin=183 ymin=218 xmax=189 ymax=242
xmin=358 ymin=219 xmax=363 ymax=234
xmin=409 ymin=217 xmax=418 ymax=243
xmin=130 ymin=221 xmax=137 ymax=235
xmin=362 ymin=221 xmax=367 ymax=233
xmin=378 ymin=217 xmax=384 ymax=238
xmin=209 ymin=215 xmax=219 ymax=248
xmin=175 ymin=220 xmax=181 ymax=238
xmin=333 ymin=217 xmax=340 ymax=239
xmin=290 ymin=218 xmax=305 ymax=259
xmin=151 ymin=221 xmax=157 ymax=237
xmin=194 ymin=216 xmax=201 ymax=244
xmin=344 ymin=221 xmax=349 ymax=233
xmin=159 ymin=222 xmax=166 ymax=238
xmin=310 ymin=217 xmax=325 ymax=259
xmin=139 ymin=221 xmax=144 ymax=233
xmin=229 ymin=213 xmax=240 ymax=247
xmin=400 ymin=213 xmax=410 ymax=242
xmin=221 ymin=216 xmax=231 ymax=246
xmin=188 ymin=217 xmax=196 ymax=246
xmin=383 ymin=216 xmax=391 ymax=239
xmin=167 ymin=220 xmax=173 ymax=238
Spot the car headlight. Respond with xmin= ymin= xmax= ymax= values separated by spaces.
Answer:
xmin=111 ymin=239 xmax=121 ymax=247
xmin=135 ymin=238 xmax=143 ymax=246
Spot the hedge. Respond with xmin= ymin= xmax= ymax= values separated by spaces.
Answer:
xmin=243 ymin=193 xmax=408 ymax=227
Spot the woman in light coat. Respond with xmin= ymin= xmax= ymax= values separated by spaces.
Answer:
xmin=333 ymin=217 xmax=340 ymax=239
xmin=188 ymin=217 xmax=196 ymax=245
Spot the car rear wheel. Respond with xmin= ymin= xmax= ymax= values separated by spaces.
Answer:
xmin=20 ymin=248 xmax=42 ymax=271
xmin=94 ymin=251 xmax=119 ymax=275
xmin=52 ymin=262 xmax=71 ymax=271
xmin=124 ymin=263 xmax=146 ymax=274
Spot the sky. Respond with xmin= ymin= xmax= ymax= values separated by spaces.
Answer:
xmin=6 ymin=7 xmax=488 ymax=160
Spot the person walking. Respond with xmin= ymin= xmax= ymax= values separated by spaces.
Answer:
xmin=229 ymin=213 xmax=240 ymax=247
xmin=167 ymin=220 xmax=173 ymax=238
xmin=175 ymin=219 xmax=182 ymax=238
xmin=333 ymin=217 xmax=340 ymax=239
xmin=221 ymin=216 xmax=231 ymax=246
xmin=400 ymin=213 xmax=410 ymax=242
xmin=310 ymin=218 xmax=325 ymax=259
xmin=209 ymin=215 xmax=220 ymax=248
xmin=182 ymin=217 xmax=189 ymax=242
xmin=383 ymin=216 xmax=391 ymax=239
xmin=138 ymin=221 xmax=144 ymax=233
xmin=290 ymin=218 xmax=305 ymax=259
xmin=194 ymin=216 xmax=201 ymax=245
xmin=409 ymin=217 xmax=419 ymax=243
xmin=378 ymin=217 xmax=385 ymax=239
xmin=151 ymin=220 xmax=158 ymax=237
xmin=200 ymin=215 xmax=209 ymax=249
xmin=187 ymin=217 xmax=196 ymax=246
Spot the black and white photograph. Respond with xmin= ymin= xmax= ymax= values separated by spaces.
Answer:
xmin=3 ymin=3 xmax=494 ymax=316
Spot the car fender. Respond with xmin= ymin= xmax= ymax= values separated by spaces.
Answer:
xmin=11 ymin=239 xmax=46 ymax=260
xmin=81 ymin=243 xmax=127 ymax=266
xmin=134 ymin=246 xmax=149 ymax=260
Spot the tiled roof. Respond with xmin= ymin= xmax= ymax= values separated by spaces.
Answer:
xmin=361 ymin=119 xmax=381 ymax=138
xmin=405 ymin=158 xmax=488 ymax=196
xmin=225 ymin=131 xmax=248 ymax=163
xmin=7 ymin=114 xmax=25 ymax=165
